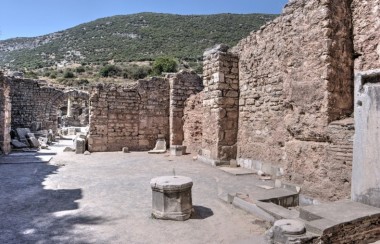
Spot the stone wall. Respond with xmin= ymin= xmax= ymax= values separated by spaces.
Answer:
xmin=232 ymin=0 xmax=354 ymax=200
xmin=319 ymin=214 xmax=380 ymax=243
xmin=61 ymin=94 xmax=90 ymax=127
xmin=0 ymin=73 xmax=11 ymax=154
xmin=352 ymin=0 xmax=380 ymax=71
xmin=169 ymin=71 xmax=203 ymax=146
xmin=183 ymin=92 xmax=204 ymax=154
xmin=326 ymin=119 xmax=354 ymax=201
xmin=88 ymin=78 xmax=170 ymax=152
xmin=10 ymin=79 xmax=64 ymax=132
xmin=9 ymin=79 xmax=89 ymax=133
xmin=199 ymin=45 xmax=239 ymax=165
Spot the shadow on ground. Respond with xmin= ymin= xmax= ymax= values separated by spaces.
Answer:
xmin=191 ymin=205 xmax=214 ymax=220
xmin=0 ymin=159 xmax=106 ymax=244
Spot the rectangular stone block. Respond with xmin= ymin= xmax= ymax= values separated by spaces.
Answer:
xmin=75 ymin=138 xmax=86 ymax=154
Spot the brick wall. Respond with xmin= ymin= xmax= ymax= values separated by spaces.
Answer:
xmin=169 ymin=71 xmax=203 ymax=146
xmin=352 ymin=0 xmax=380 ymax=71
xmin=199 ymin=45 xmax=239 ymax=165
xmin=183 ymin=91 xmax=204 ymax=154
xmin=232 ymin=0 xmax=354 ymax=200
xmin=88 ymin=78 xmax=170 ymax=152
xmin=319 ymin=214 xmax=380 ymax=243
xmin=9 ymin=79 xmax=89 ymax=133
xmin=10 ymin=79 xmax=65 ymax=132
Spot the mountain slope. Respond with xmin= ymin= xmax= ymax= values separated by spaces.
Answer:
xmin=0 ymin=12 xmax=277 ymax=69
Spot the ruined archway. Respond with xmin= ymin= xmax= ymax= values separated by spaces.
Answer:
xmin=46 ymin=89 xmax=90 ymax=131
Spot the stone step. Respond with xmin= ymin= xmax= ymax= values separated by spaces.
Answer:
xmin=255 ymin=201 xmax=299 ymax=220
xmin=218 ymin=166 xmax=256 ymax=176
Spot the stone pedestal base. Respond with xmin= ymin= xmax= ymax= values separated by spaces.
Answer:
xmin=150 ymin=176 xmax=193 ymax=221
xmin=170 ymin=145 xmax=183 ymax=156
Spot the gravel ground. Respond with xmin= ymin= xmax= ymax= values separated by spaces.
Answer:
xmin=0 ymin=139 xmax=267 ymax=244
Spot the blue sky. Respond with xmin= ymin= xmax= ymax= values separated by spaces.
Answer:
xmin=0 ymin=0 xmax=288 ymax=40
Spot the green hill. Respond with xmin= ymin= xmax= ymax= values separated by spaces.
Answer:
xmin=0 ymin=12 xmax=276 ymax=70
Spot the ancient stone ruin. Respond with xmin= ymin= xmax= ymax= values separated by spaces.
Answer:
xmin=0 ymin=0 xmax=380 ymax=242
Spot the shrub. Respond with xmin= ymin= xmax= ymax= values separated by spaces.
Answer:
xmin=24 ymin=71 xmax=39 ymax=79
xmin=152 ymin=57 xmax=177 ymax=75
xmin=123 ymin=65 xmax=152 ymax=80
xmin=63 ymin=70 xmax=75 ymax=78
xmin=75 ymin=66 xmax=86 ymax=73
xmin=49 ymin=71 xmax=57 ymax=79
xmin=99 ymin=65 xmax=121 ymax=77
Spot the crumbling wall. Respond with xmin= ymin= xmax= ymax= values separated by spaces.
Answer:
xmin=60 ymin=93 xmax=90 ymax=127
xmin=169 ymin=71 xmax=203 ymax=146
xmin=183 ymin=92 xmax=204 ymax=154
xmin=199 ymin=45 xmax=239 ymax=165
xmin=9 ymin=79 xmax=88 ymax=133
xmin=319 ymin=213 xmax=380 ymax=243
xmin=0 ymin=73 xmax=11 ymax=154
xmin=233 ymin=0 xmax=354 ymax=200
xmin=88 ymin=78 xmax=170 ymax=152
xmin=10 ymin=79 xmax=64 ymax=132
xmin=352 ymin=0 xmax=380 ymax=71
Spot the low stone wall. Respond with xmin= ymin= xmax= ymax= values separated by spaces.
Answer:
xmin=0 ymin=74 xmax=11 ymax=154
xmin=319 ymin=214 xmax=380 ymax=243
xmin=88 ymin=78 xmax=170 ymax=152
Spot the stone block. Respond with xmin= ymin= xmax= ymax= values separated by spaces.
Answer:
xmin=68 ymin=128 xmax=77 ymax=136
xmin=28 ymin=137 xmax=40 ymax=148
xmin=11 ymin=139 xmax=28 ymax=148
xmin=150 ymin=176 xmax=193 ymax=221
xmin=122 ymin=147 xmax=129 ymax=153
xmin=75 ymin=138 xmax=86 ymax=154
xmin=170 ymin=145 xmax=183 ymax=156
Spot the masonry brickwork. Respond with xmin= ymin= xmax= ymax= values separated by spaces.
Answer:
xmin=225 ymin=0 xmax=355 ymax=200
xmin=319 ymin=213 xmax=380 ymax=243
xmin=9 ymin=79 xmax=89 ymax=133
xmin=199 ymin=46 xmax=239 ymax=165
xmin=352 ymin=0 xmax=380 ymax=71
xmin=183 ymin=91 xmax=204 ymax=154
xmin=10 ymin=79 xmax=64 ymax=132
xmin=1 ymin=0 xmax=379 ymax=208
xmin=169 ymin=71 xmax=203 ymax=146
xmin=88 ymin=78 xmax=170 ymax=152
xmin=0 ymin=73 xmax=11 ymax=154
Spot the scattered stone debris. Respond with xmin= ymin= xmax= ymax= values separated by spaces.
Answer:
xmin=84 ymin=151 xmax=91 ymax=155
xmin=63 ymin=147 xmax=75 ymax=152
xmin=11 ymin=139 xmax=28 ymax=149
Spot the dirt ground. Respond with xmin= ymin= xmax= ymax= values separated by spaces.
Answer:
xmin=0 ymin=139 xmax=268 ymax=244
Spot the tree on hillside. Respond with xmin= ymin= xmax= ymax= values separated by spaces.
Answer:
xmin=152 ymin=57 xmax=178 ymax=75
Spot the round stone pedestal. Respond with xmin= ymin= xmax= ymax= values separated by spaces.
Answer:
xmin=150 ymin=176 xmax=193 ymax=221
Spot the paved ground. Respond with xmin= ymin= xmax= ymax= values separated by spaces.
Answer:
xmin=0 ymin=139 xmax=269 ymax=244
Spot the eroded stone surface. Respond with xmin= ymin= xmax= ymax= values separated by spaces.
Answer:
xmin=151 ymin=176 xmax=193 ymax=221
